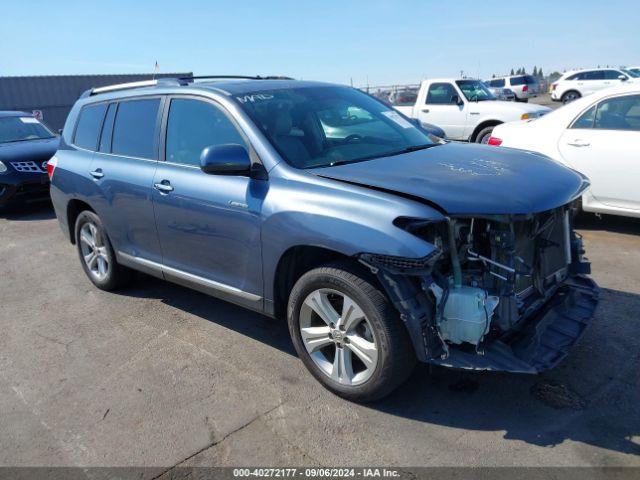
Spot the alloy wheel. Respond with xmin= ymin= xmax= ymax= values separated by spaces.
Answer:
xmin=299 ymin=288 xmax=378 ymax=386
xmin=79 ymin=222 xmax=110 ymax=281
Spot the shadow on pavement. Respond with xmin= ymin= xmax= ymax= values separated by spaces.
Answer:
xmin=575 ymin=213 xmax=640 ymax=235
xmin=0 ymin=201 xmax=55 ymax=221
xmin=118 ymin=268 xmax=640 ymax=458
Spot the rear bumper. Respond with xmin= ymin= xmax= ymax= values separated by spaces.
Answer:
xmin=426 ymin=275 xmax=599 ymax=373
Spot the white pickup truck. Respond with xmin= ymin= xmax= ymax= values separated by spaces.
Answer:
xmin=393 ymin=78 xmax=551 ymax=143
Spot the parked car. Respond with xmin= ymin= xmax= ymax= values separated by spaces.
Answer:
xmin=489 ymin=84 xmax=640 ymax=218
xmin=417 ymin=121 xmax=446 ymax=139
xmin=0 ymin=111 xmax=58 ymax=209
xmin=485 ymin=75 xmax=540 ymax=102
xmin=49 ymin=77 xmax=597 ymax=401
xmin=485 ymin=85 xmax=516 ymax=101
xmin=393 ymin=78 xmax=550 ymax=143
xmin=550 ymin=68 xmax=638 ymax=104
xmin=387 ymin=89 xmax=418 ymax=106
xmin=629 ymin=66 xmax=640 ymax=76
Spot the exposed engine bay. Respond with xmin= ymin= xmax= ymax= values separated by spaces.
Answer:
xmin=359 ymin=202 xmax=599 ymax=373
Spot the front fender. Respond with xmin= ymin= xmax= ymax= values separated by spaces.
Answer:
xmin=261 ymin=170 xmax=444 ymax=302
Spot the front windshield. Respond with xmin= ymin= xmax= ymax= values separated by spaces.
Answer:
xmin=456 ymin=80 xmax=496 ymax=102
xmin=0 ymin=116 xmax=55 ymax=143
xmin=234 ymin=86 xmax=436 ymax=169
xmin=622 ymin=69 xmax=639 ymax=78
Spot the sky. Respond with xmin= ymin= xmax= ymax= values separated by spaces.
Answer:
xmin=1 ymin=0 xmax=638 ymax=86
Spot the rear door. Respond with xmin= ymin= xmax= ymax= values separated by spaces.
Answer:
xmin=581 ymin=70 xmax=605 ymax=95
xmin=89 ymin=97 xmax=164 ymax=267
xmin=419 ymin=82 xmax=467 ymax=140
xmin=558 ymin=94 xmax=640 ymax=212
xmin=151 ymin=96 xmax=264 ymax=310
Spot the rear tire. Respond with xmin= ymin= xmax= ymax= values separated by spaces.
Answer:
xmin=562 ymin=91 xmax=581 ymax=104
xmin=75 ymin=210 xmax=132 ymax=291
xmin=287 ymin=262 xmax=416 ymax=402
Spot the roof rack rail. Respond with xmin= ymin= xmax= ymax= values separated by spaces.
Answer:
xmin=80 ymin=75 xmax=294 ymax=98
xmin=82 ymin=79 xmax=180 ymax=98
xmin=176 ymin=75 xmax=295 ymax=85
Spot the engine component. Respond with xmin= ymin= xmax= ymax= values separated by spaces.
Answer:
xmin=430 ymin=283 xmax=499 ymax=347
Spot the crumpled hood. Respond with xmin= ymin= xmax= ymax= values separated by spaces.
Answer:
xmin=0 ymin=137 xmax=59 ymax=164
xmin=313 ymin=142 xmax=589 ymax=215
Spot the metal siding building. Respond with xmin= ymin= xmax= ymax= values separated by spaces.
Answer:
xmin=0 ymin=73 xmax=192 ymax=130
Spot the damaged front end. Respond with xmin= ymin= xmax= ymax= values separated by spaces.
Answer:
xmin=358 ymin=203 xmax=599 ymax=373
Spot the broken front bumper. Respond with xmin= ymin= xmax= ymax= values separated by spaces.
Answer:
xmin=428 ymin=275 xmax=599 ymax=373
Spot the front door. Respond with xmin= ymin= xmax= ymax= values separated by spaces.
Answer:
xmin=559 ymin=93 xmax=640 ymax=211
xmin=419 ymin=82 xmax=468 ymax=140
xmin=152 ymin=96 xmax=265 ymax=309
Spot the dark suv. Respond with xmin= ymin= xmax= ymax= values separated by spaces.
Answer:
xmin=49 ymin=77 xmax=598 ymax=401
xmin=0 ymin=111 xmax=58 ymax=208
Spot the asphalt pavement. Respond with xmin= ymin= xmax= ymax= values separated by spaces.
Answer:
xmin=0 ymin=205 xmax=638 ymax=473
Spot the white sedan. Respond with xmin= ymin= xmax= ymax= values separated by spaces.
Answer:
xmin=488 ymin=84 xmax=640 ymax=218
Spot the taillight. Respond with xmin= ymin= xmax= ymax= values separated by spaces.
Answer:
xmin=551 ymin=83 xmax=557 ymax=91
xmin=46 ymin=155 xmax=58 ymax=180
xmin=487 ymin=136 xmax=502 ymax=146
xmin=522 ymin=85 xmax=529 ymax=92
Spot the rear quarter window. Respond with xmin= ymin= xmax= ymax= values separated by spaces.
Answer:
xmin=111 ymin=98 xmax=160 ymax=159
xmin=74 ymin=103 xmax=107 ymax=150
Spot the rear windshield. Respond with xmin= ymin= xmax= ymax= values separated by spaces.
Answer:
xmin=0 ymin=116 xmax=55 ymax=143
xmin=233 ymin=86 xmax=435 ymax=169
xmin=511 ymin=75 xmax=537 ymax=85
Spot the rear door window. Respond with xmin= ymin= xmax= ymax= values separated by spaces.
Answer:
xmin=111 ymin=98 xmax=161 ymax=159
xmin=74 ymin=103 xmax=107 ymax=150
xmin=584 ymin=71 xmax=604 ymax=80
xmin=98 ymin=103 xmax=117 ymax=153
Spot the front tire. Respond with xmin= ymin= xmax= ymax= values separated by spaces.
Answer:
xmin=475 ymin=125 xmax=496 ymax=144
xmin=75 ymin=210 xmax=132 ymax=291
xmin=287 ymin=262 xmax=416 ymax=402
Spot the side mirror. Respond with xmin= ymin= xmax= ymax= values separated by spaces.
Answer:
xmin=451 ymin=94 xmax=463 ymax=106
xmin=200 ymin=144 xmax=251 ymax=176
xmin=619 ymin=75 xmax=628 ymax=81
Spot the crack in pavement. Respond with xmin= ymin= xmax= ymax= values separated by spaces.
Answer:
xmin=151 ymin=401 xmax=286 ymax=479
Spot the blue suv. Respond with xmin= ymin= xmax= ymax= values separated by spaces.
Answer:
xmin=50 ymin=77 xmax=598 ymax=401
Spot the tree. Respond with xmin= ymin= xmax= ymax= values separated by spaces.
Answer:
xmin=538 ymin=67 xmax=544 ymax=79
xmin=548 ymin=71 xmax=562 ymax=83
xmin=533 ymin=66 xmax=538 ymax=77
xmin=510 ymin=68 xmax=515 ymax=76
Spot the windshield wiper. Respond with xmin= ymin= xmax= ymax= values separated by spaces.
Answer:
xmin=326 ymin=144 xmax=438 ymax=167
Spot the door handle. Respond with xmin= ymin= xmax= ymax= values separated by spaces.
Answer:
xmin=567 ymin=140 xmax=590 ymax=147
xmin=90 ymin=169 xmax=104 ymax=179
xmin=421 ymin=109 xmax=430 ymax=113
xmin=154 ymin=181 xmax=174 ymax=193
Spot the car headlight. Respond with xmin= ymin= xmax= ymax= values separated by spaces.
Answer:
xmin=0 ymin=160 xmax=7 ymax=174
xmin=520 ymin=113 xmax=530 ymax=120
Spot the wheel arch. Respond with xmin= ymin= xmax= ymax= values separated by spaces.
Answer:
xmin=561 ymin=90 xmax=581 ymax=102
xmin=469 ymin=119 xmax=503 ymax=142
xmin=66 ymin=199 xmax=95 ymax=244
xmin=271 ymin=245 xmax=372 ymax=320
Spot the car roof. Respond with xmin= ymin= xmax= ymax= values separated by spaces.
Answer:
xmin=82 ymin=78 xmax=341 ymax=103
xmin=0 ymin=110 xmax=33 ymax=118
xmin=562 ymin=67 xmax=625 ymax=76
